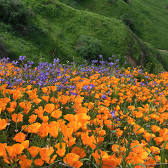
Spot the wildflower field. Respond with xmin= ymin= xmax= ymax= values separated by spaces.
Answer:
xmin=0 ymin=56 xmax=168 ymax=168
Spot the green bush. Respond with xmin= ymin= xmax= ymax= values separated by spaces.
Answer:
xmin=120 ymin=14 xmax=136 ymax=33
xmin=0 ymin=0 xmax=32 ymax=27
xmin=123 ymin=0 xmax=130 ymax=4
xmin=75 ymin=35 xmax=103 ymax=61
xmin=108 ymin=0 xmax=118 ymax=3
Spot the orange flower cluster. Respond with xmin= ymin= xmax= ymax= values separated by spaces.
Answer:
xmin=0 ymin=61 xmax=168 ymax=168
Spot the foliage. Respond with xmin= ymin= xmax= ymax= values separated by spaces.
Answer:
xmin=75 ymin=35 xmax=103 ymax=61
xmin=0 ymin=0 xmax=167 ymax=73
xmin=120 ymin=14 xmax=136 ymax=33
xmin=0 ymin=0 xmax=33 ymax=28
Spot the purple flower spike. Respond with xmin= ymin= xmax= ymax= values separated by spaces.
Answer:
xmin=92 ymin=60 xmax=98 ymax=64
xmin=53 ymin=58 xmax=60 ymax=64
xmin=99 ymin=55 xmax=103 ymax=58
xmin=19 ymin=56 xmax=26 ymax=61
xmin=109 ymin=62 xmax=114 ymax=67
xmin=83 ymin=85 xmax=89 ymax=90
xmin=110 ymin=110 xmax=115 ymax=118
xmin=102 ymin=94 xmax=107 ymax=99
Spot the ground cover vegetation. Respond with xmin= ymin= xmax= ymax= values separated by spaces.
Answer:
xmin=0 ymin=56 xmax=168 ymax=168
xmin=0 ymin=0 xmax=168 ymax=72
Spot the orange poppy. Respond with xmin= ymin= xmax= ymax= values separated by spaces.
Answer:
xmin=71 ymin=146 xmax=86 ymax=158
xmin=151 ymin=125 xmax=160 ymax=133
xmin=34 ymin=158 xmax=44 ymax=166
xmin=11 ymin=113 xmax=23 ymax=123
xmin=41 ymin=96 xmax=50 ymax=102
xmin=48 ymin=121 xmax=59 ymax=138
xmin=27 ymin=122 xmax=41 ymax=134
xmin=44 ymin=103 xmax=55 ymax=113
xmin=55 ymin=142 xmax=66 ymax=157
xmin=51 ymin=109 xmax=62 ymax=119
xmin=21 ymin=140 xmax=29 ymax=149
xmin=27 ymin=146 xmax=40 ymax=158
xmin=40 ymin=147 xmax=54 ymax=163
xmin=33 ymin=98 xmax=41 ymax=105
xmin=38 ymin=122 xmax=49 ymax=138
xmin=0 ymin=118 xmax=7 ymax=131
xmin=19 ymin=157 xmax=32 ymax=168
xmin=63 ymin=153 xmax=82 ymax=168
xmin=28 ymin=114 xmax=37 ymax=124
xmin=13 ymin=132 xmax=26 ymax=142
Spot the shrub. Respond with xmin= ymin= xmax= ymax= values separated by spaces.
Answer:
xmin=123 ymin=0 xmax=130 ymax=4
xmin=120 ymin=14 xmax=135 ymax=33
xmin=75 ymin=35 xmax=103 ymax=61
xmin=0 ymin=40 xmax=8 ymax=58
xmin=165 ymin=5 xmax=168 ymax=9
xmin=108 ymin=0 xmax=118 ymax=3
xmin=0 ymin=0 xmax=32 ymax=27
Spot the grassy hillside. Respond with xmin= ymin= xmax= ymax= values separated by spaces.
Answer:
xmin=0 ymin=0 xmax=167 ymax=72
xmin=65 ymin=0 xmax=168 ymax=50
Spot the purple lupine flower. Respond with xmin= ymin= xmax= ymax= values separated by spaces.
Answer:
xmin=116 ymin=59 xmax=119 ymax=63
xmin=12 ymin=60 xmax=18 ymax=65
xmin=89 ymin=84 xmax=95 ymax=89
xmin=115 ymin=65 xmax=119 ymax=68
xmin=92 ymin=60 xmax=98 ymax=64
xmin=19 ymin=56 xmax=26 ymax=61
xmin=0 ymin=79 xmax=5 ymax=82
xmin=70 ymin=92 xmax=78 ymax=96
xmin=107 ymin=90 xmax=110 ymax=95
xmin=99 ymin=61 xmax=105 ymax=65
xmin=109 ymin=62 xmax=114 ymax=67
xmin=53 ymin=58 xmax=60 ymax=64
xmin=99 ymin=55 xmax=103 ymax=58
xmin=83 ymin=85 xmax=89 ymax=90
xmin=28 ymin=61 xmax=34 ymax=65
xmin=102 ymin=94 xmax=107 ymax=99
xmin=110 ymin=110 xmax=115 ymax=118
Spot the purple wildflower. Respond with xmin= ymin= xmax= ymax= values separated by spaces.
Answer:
xmin=110 ymin=110 xmax=115 ymax=118
xmin=102 ymin=94 xmax=107 ymax=99
xmin=19 ymin=56 xmax=26 ymax=61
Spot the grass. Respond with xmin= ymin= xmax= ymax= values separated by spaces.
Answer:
xmin=72 ymin=0 xmax=168 ymax=50
xmin=0 ymin=0 xmax=167 ymax=73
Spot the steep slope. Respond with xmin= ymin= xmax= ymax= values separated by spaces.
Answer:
xmin=0 ymin=0 xmax=165 ymax=72
xmin=66 ymin=0 xmax=168 ymax=50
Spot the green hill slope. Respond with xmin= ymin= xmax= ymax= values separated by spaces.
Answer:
xmin=65 ymin=0 xmax=168 ymax=50
xmin=0 ymin=0 xmax=166 ymax=72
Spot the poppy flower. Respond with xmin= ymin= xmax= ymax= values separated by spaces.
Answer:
xmin=27 ymin=146 xmax=40 ymax=158
xmin=12 ymin=113 xmax=23 ymax=123
xmin=40 ymin=147 xmax=54 ymax=163
xmin=51 ymin=109 xmax=62 ymax=119
xmin=71 ymin=146 xmax=86 ymax=158
xmin=41 ymin=96 xmax=49 ymax=102
xmin=63 ymin=153 xmax=82 ymax=168
xmin=38 ymin=122 xmax=49 ymax=138
xmin=55 ymin=142 xmax=66 ymax=157
xmin=13 ymin=132 xmax=26 ymax=142
xmin=27 ymin=122 xmax=41 ymax=134
xmin=154 ymin=137 xmax=164 ymax=145
xmin=44 ymin=104 xmax=55 ymax=113
xmin=21 ymin=140 xmax=29 ymax=149
xmin=0 ymin=118 xmax=7 ymax=131
xmin=48 ymin=121 xmax=59 ymax=138
xmin=34 ymin=159 xmax=44 ymax=166
xmin=28 ymin=114 xmax=37 ymax=124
